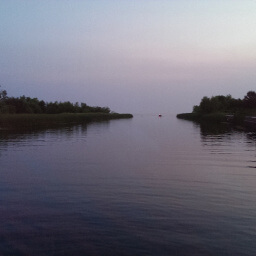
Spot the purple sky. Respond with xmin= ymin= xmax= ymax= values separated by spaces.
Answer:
xmin=1 ymin=0 xmax=256 ymax=114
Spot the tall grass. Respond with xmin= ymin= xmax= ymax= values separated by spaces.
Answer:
xmin=0 ymin=113 xmax=133 ymax=129
xmin=176 ymin=113 xmax=201 ymax=121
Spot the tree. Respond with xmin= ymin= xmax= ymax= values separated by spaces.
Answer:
xmin=0 ymin=86 xmax=8 ymax=113
xmin=243 ymin=91 xmax=256 ymax=108
xmin=198 ymin=96 xmax=214 ymax=114
xmin=0 ymin=86 xmax=7 ymax=101
xmin=0 ymin=86 xmax=112 ymax=114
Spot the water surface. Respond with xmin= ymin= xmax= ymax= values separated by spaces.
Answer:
xmin=0 ymin=115 xmax=256 ymax=255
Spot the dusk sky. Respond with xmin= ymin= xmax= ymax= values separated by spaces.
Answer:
xmin=1 ymin=0 xmax=256 ymax=114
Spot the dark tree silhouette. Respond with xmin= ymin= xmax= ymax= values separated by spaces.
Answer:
xmin=0 ymin=88 xmax=111 ymax=114
xmin=243 ymin=91 xmax=256 ymax=108
xmin=0 ymin=86 xmax=7 ymax=101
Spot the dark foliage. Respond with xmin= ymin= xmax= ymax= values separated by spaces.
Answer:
xmin=243 ymin=91 xmax=256 ymax=108
xmin=192 ymin=92 xmax=252 ymax=115
xmin=0 ymin=89 xmax=111 ymax=114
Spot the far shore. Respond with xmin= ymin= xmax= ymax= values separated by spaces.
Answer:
xmin=176 ymin=91 xmax=256 ymax=129
xmin=0 ymin=113 xmax=133 ymax=128
xmin=176 ymin=112 xmax=256 ymax=131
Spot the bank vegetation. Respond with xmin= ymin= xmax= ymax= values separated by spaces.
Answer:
xmin=177 ymin=91 xmax=256 ymax=125
xmin=0 ymin=88 xmax=132 ymax=128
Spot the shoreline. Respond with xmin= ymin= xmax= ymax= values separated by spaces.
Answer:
xmin=0 ymin=113 xmax=133 ymax=128
xmin=176 ymin=112 xmax=226 ymax=123
xmin=176 ymin=112 xmax=256 ymax=131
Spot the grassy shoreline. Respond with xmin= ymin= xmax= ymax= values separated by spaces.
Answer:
xmin=0 ymin=113 xmax=133 ymax=128
xmin=176 ymin=111 xmax=256 ymax=128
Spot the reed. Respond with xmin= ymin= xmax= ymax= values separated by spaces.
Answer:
xmin=0 ymin=113 xmax=133 ymax=128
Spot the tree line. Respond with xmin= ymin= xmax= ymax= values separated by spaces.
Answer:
xmin=0 ymin=88 xmax=110 ymax=114
xmin=193 ymin=91 xmax=256 ymax=114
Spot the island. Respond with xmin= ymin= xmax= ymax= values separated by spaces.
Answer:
xmin=0 ymin=88 xmax=132 ymax=128
xmin=177 ymin=91 xmax=256 ymax=128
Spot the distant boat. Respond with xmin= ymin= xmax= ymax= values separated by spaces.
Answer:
xmin=158 ymin=114 xmax=162 ymax=117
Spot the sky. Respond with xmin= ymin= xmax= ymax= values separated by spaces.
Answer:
xmin=1 ymin=0 xmax=256 ymax=114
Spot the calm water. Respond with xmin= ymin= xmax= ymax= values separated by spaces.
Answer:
xmin=0 ymin=115 xmax=256 ymax=255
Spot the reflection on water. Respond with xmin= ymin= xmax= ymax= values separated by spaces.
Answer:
xmin=198 ymin=121 xmax=232 ymax=136
xmin=0 ymin=116 xmax=256 ymax=255
xmin=198 ymin=121 xmax=256 ymax=170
